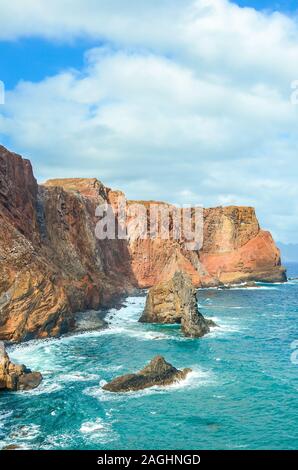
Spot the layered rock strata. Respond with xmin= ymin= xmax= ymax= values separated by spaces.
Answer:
xmin=124 ymin=203 xmax=286 ymax=288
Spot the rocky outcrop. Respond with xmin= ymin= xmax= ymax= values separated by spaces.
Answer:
xmin=200 ymin=209 xmax=286 ymax=285
xmin=102 ymin=355 xmax=191 ymax=392
xmin=181 ymin=310 xmax=216 ymax=338
xmin=0 ymin=145 xmax=286 ymax=342
xmin=0 ymin=342 xmax=42 ymax=391
xmin=140 ymin=271 xmax=215 ymax=337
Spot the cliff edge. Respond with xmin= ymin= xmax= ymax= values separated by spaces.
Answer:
xmin=0 ymin=146 xmax=286 ymax=341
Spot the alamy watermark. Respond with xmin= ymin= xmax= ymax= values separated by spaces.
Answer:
xmin=95 ymin=196 xmax=204 ymax=251
xmin=0 ymin=80 xmax=4 ymax=104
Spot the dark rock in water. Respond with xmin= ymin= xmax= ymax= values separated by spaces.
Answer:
xmin=17 ymin=371 xmax=43 ymax=391
xmin=102 ymin=355 xmax=191 ymax=392
xmin=2 ymin=444 xmax=22 ymax=450
xmin=0 ymin=342 xmax=42 ymax=392
xmin=181 ymin=309 xmax=217 ymax=338
xmin=139 ymin=271 xmax=216 ymax=337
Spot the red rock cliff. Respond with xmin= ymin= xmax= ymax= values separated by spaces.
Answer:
xmin=0 ymin=147 xmax=136 ymax=341
xmin=0 ymin=146 xmax=286 ymax=341
xmin=109 ymin=197 xmax=285 ymax=288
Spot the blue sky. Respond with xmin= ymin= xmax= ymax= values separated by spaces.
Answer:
xmin=0 ymin=0 xmax=298 ymax=245
xmin=0 ymin=38 xmax=97 ymax=89
xmin=235 ymin=0 xmax=297 ymax=11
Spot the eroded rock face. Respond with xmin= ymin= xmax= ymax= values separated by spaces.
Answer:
xmin=0 ymin=342 xmax=42 ymax=391
xmin=0 ymin=145 xmax=286 ymax=342
xmin=0 ymin=146 xmax=137 ymax=341
xmin=124 ymin=203 xmax=287 ymax=288
xmin=140 ymin=271 xmax=215 ymax=337
xmin=102 ymin=355 xmax=191 ymax=392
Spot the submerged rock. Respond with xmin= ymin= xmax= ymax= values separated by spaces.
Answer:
xmin=0 ymin=342 xmax=42 ymax=392
xmin=102 ymin=355 xmax=191 ymax=392
xmin=139 ymin=271 xmax=216 ymax=337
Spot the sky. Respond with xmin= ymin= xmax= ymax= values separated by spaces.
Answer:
xmin=0 ymin=0 xmax=298 ymax=245
xmin=236 ymin=1 xmax=297 ymax=11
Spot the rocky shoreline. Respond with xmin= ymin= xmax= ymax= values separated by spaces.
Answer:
xmin=0 ymin=145 xmax=286 ymax=343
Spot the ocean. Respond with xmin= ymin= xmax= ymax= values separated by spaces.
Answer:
xmin=1 ymin=263 xmax=298 ymax=450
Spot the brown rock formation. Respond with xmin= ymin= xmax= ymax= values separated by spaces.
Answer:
xmin=140 ymin=271 xmax=215 ymax=337
xmin=0 ymin=146 xmax=137 ymax=341
xmin=124 ymin=202 xmax=286 ymax=288
xmin=0 ymin=342 xmax=42 ymax=391
xmin=0 ymin=145 xmax=286 ymax=342
xmin=102 ymin=355 xmax=191 ymax=392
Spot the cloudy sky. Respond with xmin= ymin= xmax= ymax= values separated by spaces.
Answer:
xmin=0 ymin=0 xmax=298 ymax=244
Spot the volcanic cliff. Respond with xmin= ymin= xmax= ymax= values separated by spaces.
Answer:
xmin=0 ymin=146 xmax=286 ymax=341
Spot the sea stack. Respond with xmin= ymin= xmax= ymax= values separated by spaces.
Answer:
xmin=139 ymin=271 xmax=216 ymax=337
xmin=0 ymin=342 xmax=42 ymax=391
xmin=103 ymin=355 xmax=191 ymax=392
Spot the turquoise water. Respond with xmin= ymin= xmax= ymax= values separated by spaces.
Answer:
xmin=1 ymin=266 xmax=298 ymax=450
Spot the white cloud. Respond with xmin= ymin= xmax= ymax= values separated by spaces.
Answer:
xmin=0 ymin=0 xmax=185 ymax=43
xmin=0 ymin=0 xmax=298 ymax=243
